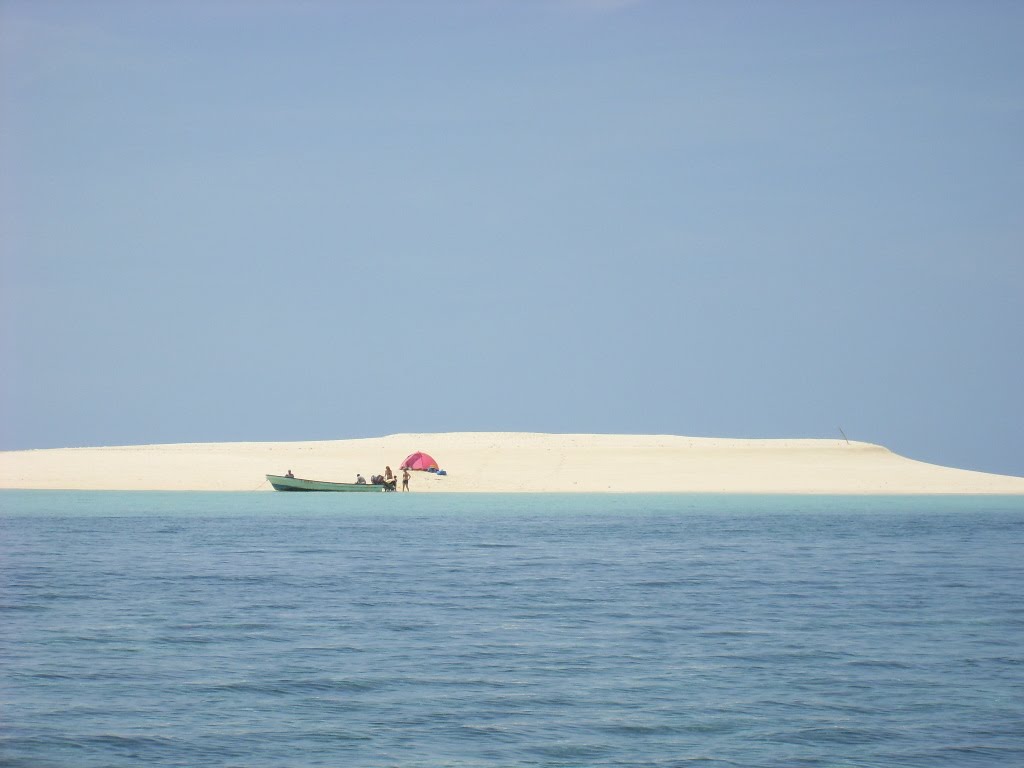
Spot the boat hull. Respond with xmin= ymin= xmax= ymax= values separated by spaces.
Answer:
xmin=266 ymin=474 xmax=385 ymax=492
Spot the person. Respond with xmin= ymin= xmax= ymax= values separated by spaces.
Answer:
xmin=385 ymin=466 xmax=394 ymax=481
xmin=402 ymin=468 xmax=410 ymax=492
xmin=355 ymin=473 xmax=366 ymax=485
xmin=285 ymin=470 xmax=294 ymax=478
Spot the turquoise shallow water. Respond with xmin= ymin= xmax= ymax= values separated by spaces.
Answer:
xmin=2 ymin=491 xmax=1023 ymax=767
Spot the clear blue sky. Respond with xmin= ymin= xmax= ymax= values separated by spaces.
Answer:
xmin=2 ymin=0 xmax=1022 ymax=476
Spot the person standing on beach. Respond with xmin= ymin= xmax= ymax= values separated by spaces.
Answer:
xmin=402 ymin=468 xmax=410 ymax=492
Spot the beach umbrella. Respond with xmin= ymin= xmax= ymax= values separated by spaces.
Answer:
xmin=401 ymin=451 xmax=438 ymax=471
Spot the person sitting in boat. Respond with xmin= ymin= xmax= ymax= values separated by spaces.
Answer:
xmin=355 ymin=473 xmax=366 ymax=484
xmin=370 ymin=474 xmax=397 ymax=490
xmin=286 ymin=470 xmax=294 ymax=478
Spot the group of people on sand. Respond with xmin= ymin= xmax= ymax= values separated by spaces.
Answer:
xmin=355 ymin=465 xmax=410 ymax=491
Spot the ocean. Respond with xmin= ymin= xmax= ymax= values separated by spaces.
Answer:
xmin=1 ymin=491 xmax=1022 ymax=767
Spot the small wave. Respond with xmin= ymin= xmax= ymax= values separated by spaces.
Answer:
xmin=784 ymin=724 xmax=899 ymax=745
xmin=632 ymin=578 xmax=700 ymax=588
xmin=699 ymin=629 xmax=762 ymax=639
xmin=599 ymin=721 xmax=682 ymax=736
xmin=530 ymin=742 xmax=611 ymax=760
xmin=0 ymin=737 xmax=78 ymax=767
xmin=196 ymin=677 xmax=384 ymax=696
xmin=455 ymin=724 xmax=522 ymax=742
xmin=153 ymin=525 xmax=185 ymax=534
xmin=0 ymin=602 xmax=48 ymax=612
xmin=904 ymin=743 xmax=1024 ymax=762
xmin=845 ymin=659 xmax=914 ymax=670
xmin=89 ymin=733 xmax=178 ymax=749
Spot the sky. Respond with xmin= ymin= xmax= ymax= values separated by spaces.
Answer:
xmin=1 ymin=0 xmax=1022 ymax=476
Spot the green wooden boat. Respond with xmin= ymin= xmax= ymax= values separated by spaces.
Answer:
xmin=266 ymin=474 xmax=386 ymax=492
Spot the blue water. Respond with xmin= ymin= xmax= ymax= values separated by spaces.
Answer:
xmin=2 ymin=492 xmax=1023 ymax=767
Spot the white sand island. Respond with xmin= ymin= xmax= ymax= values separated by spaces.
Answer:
xmin=1 ymin=432 xmax=1023 ymax=494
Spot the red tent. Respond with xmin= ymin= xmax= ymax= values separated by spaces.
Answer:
xmin=401 ymin=451 xmax=438 ymax=471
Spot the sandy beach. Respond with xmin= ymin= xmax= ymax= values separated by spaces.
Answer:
xmin=1 ymin=432 xmax=1023 ymax=494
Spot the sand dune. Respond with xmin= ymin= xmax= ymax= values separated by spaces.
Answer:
xmin=1 ymin=432 xmax=1022 ymax=494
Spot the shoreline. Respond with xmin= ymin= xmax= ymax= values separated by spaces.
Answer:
xmin=2 ymin=432 xmax=1023 ymax=495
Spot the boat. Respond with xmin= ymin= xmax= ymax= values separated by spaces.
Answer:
xmin=266 ymin=474 xmax=386 ymax=492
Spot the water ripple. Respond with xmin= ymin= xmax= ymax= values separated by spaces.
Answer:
xmin=1 ymin=493 xmax=1023 ymax=767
